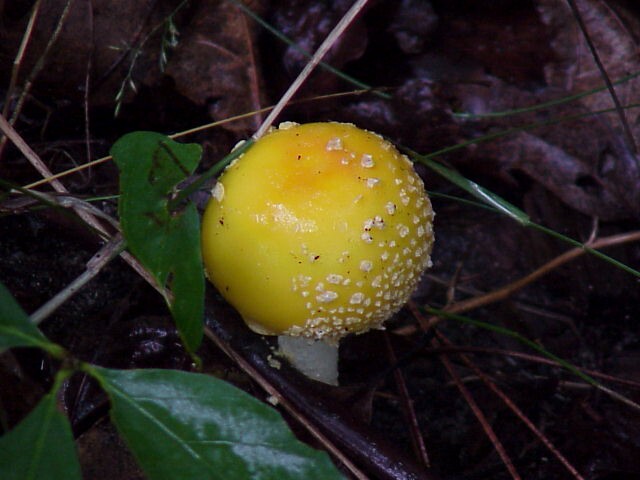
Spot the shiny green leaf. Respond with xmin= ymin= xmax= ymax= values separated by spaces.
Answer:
xmin=0 ymin=372 xmax=80 ymax=480
xmin=0 ymin=282 xmax=63 ymax=356
xmin=111 ymin=132 xmax=204 ymax=354
xmin=92 ymin=367 xmax=344 ymax=480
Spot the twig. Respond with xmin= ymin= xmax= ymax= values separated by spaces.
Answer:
xmin=0 ymin=113 xmax=71 ymax=193
xmin=253 ymin=0 xmax=370 ymax=139
xmin=15 ymin=190 xmax=119 ymax=230
xmin=446 ymin=230 xmax=640 ymax=315
xmin=83 ymin=1 xmax=95 ymax=165
xmin=383 ymin=332 xmax=431 ymax=468
xmin=2 ymin=0 xmax=42 ymax=120
xmin=435 ymin=335 xmax=521 ymax=479
xmin=92 ymin=0 xmax=160 ymax=89
xmin=434 ymin=332 xmax=585 ymax=480
xmin=237 ymin=9 xmax=263 ymax=129
xmin=0 ymin=0 xmax=75 ymax=157
xmin=20 ymin=89 xmax=377 ymax=190
xmin=0 ymin=112 xmax=163 ymax=296
xmin=229 ymin=0 xmax=390 ymax=100
xmin=112 ymin=0 xmax=189 ymax=116
xmin=30 ymin=236 xmax=126 ymax=325
xmin=417 ymin=345 xmax=640 ymax=390
xmin=396 ymin=230 xmax=640 ymax=335
xmin=595 ymin=384 xmax=640 ymax=412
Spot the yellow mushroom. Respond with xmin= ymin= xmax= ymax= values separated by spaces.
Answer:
xmin=201 ymin=122 xmax=434 ymax=383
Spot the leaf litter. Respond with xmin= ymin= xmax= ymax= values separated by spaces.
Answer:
xmin=1 ymin=1 xmax=640 ymax=479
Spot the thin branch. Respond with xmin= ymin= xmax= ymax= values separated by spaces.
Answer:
xmin=0 ymin=0 xmax=75 ymax=157
xmin=92 ymin=0 xmax=160 ymax=88
xmin=229 ymin=0 xmax=390 ymax=100
xmin=0 ymin=113 xmax=72 ymax=194
xmin=112 ymin=0 xmax=188 ymax=116
xmin=2 ymin=0 xmax=42 ymax=120
xmin=447 ymin=230 xmax=640 ymax=315
xmin=435 ymin=332 xmax=585 ymax=480
xmin=83 ymin=1 xmax=95 ymax=165
xmin=30 ymin=236 xmax=126 ymax=325
xmin=418 ymin=345 xmax=640 ymax=390
xmin=396 ymin=230 xmax=640 ymax=335
xmin=20 ymin=89 xmax=377 ymax=191
xmin=253 ymin=0 xmax=370 ymax=139
xmin=435 ymin=336 xmax=521 ymax=479
xmin=238 ymin=9 xmax=263 ymax=129
xmin=449 ymin=231 xmax=640 ymax=316
xmin=0 ymin=112 xmax=164 ymax=296
xmin=383 ymin=332 xmax=431 ymax=468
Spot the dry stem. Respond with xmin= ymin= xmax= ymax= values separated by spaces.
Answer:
xmin=252 ymin=0 xmax=370 ymax=139
xmin=396 ymin=230 xmax=640 ymax=335
xmin=30 ymin=236 xmax=126 ymax=325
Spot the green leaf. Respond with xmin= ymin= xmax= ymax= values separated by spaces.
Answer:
xmin=0 ymin=372 xmax=80 ymax=480
xmin=0 ymin=282 xmax=63 ymax=356
xmin=111 ymin=132 xmax=204 ymax=354
xmin=91 ymin=367 xmax=344 ymax=480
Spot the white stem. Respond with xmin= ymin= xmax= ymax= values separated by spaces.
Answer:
xmin=277 ymin=336 xmax=339 ymax=385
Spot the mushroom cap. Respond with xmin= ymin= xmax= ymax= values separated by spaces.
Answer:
xmin=201 ymin=122 xmax=434 ymax=341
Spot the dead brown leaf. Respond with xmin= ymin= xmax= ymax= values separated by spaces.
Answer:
xmin=165 ymin=0 xmax=268 ymax=134
xmin=434 ymin=1 xmax=640 ymax=220
xmin=536 ymin=0 xmax=640 ymax=217
xmin=490 ymin=131 xmax=633 ymax=220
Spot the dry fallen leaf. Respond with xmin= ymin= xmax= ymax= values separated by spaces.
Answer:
xmin=424 ymin=0 xmax=640 ymax=220
xmin=165 ymin=0 xmax=268 ymax=134
xmin=536 ymin=0 xmax=640 ymax=217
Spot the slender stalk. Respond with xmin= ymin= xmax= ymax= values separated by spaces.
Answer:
xmin=0 ymin=0 xmax=75 ymax=157
xmin=0 ymin=112 xmax=163 ymax=296
xmin=253 ymin=0 xmax=370 ymax=139
xmin=435 ymin=331 xmax=585 ymax=480
xmin=229 ymin=0 xmax=390 ymax=100
xmin=30 ymin=237 xmax=126 ymax=325
xmin=2 ymin=0 xmax=42 ymax=120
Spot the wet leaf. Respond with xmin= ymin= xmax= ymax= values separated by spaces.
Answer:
xmin=92 ymin=367 xmax=344 ymax=480
xmin=538 ymin=0 xmax=640 ymax=101
xmin=491 ymin=131 xmax=629 ymax=219
xmin=111 ymin=132 xmax=204 ymax=355
xmin=0 ymin=377 xmax=80 ymax=480
xmin=0 ymin=282 xmax=62 ymax=356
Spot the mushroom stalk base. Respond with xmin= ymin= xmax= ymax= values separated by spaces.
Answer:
xmin=277 ymin=336 xmax=339 ymax=385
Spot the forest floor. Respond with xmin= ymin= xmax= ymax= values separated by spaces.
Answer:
xmin=2 ymin=1 xmax=640 ymax=479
